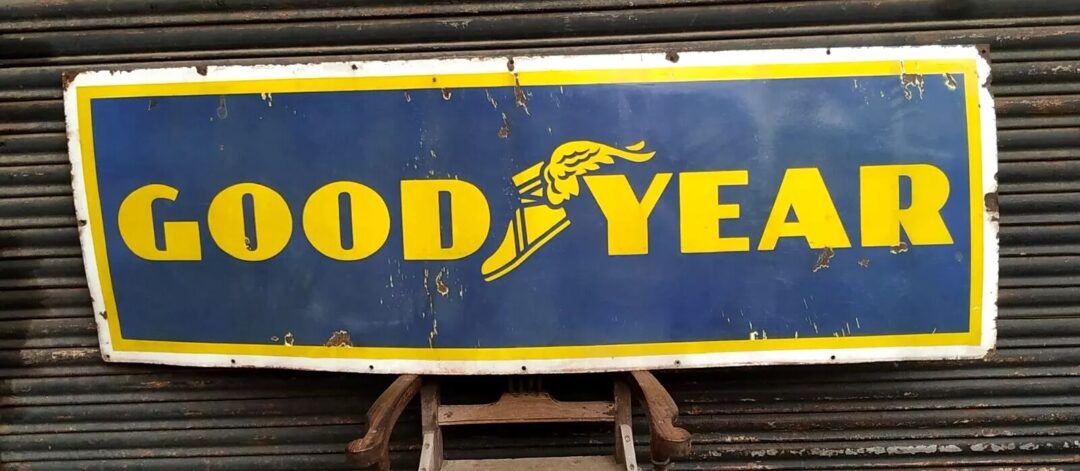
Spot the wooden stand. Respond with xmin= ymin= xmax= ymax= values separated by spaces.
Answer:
xmin=346 ymin=372 xmax=690 ymax=471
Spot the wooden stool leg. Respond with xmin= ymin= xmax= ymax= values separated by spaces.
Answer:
xmin=346 ymin=374 xmax=423 ymax=470
xmin=628 ymin=371 xmax=691 ymax=470
xmin=418 ymin=381 xmax=443 ymax=471
xmin=614 ymin=380 xmax=633 ymax=465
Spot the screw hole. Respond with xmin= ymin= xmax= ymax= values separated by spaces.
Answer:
xmin=830 ymin=355 xmax=836 ymax=360
xmin=521 ymin=365 xmax=527 ymax=371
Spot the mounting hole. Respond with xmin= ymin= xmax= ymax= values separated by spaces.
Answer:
xmin=521 ymin=365 xmax=527 ymax=371
xmin=368 ymin=365 xmax=375 ymax=371
xmin=230 ymin=359 xmax=236 ymax=364
xmin=830 ymin=355 xmax=836 ymax=360
xmin=674 ymin=360 xmax=682 ymax=366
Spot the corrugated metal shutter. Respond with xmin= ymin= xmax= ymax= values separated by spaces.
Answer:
xmin=2 ymin=1 xmax=1079 ymax=469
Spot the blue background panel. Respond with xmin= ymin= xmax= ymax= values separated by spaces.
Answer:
xmin=89 ymin=74 xmax=971 ymax=348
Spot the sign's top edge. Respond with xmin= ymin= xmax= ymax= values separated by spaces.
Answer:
xmin=64 ymin=45 xmax=989 ymax=91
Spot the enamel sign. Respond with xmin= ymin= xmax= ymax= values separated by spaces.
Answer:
xmin=64 ymin=47 xmax=997 ymax=374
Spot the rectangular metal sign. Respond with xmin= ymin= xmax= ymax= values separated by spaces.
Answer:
xmin=64 ymin=46 xmax=997 ymax=374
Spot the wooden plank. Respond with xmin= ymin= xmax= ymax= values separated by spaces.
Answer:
xmin=438 ymin=392 xmax=614 ymax=426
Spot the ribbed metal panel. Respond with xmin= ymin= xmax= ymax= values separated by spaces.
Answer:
xmin=1 ymin=1 xmax=1078 ymax=469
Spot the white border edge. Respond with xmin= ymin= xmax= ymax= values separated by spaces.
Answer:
xmin=63 ymin=77 xmax=117 ymax=364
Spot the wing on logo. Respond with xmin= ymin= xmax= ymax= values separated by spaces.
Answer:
xmin=480 ymin=140 xmax=656 ymax=282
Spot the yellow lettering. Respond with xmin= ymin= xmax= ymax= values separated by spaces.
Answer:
xmin=117 ymin=184 xmax=201 ymax=261
xmin=584 ymin=173 xmax=672 ymax=255
xmin=861 ymin=164 xmax=953 ymax=246
xmin=207 ymin=183 xmax=293 ymax=261
xmin=303 ymin=181 xmax=390 ymax=261
xmin=400 ymin=180 xmax=490 ymax=260
xmin=679 ymin=170 xmax=750 ymax=253
xmin=758 ymin=168 xmax=851 ymax=250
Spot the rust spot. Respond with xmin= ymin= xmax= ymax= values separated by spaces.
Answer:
xmin=441 ymin=88 xmax=452 ymax=100
xmin=351 ymin=64 xmax=358 ymax=71
xmin=665 ymin=51 xmax=680 ymax=63
xmin=890 ymin=241 xmax=909 ymax=254
xmin=78 ymin=219 xmax=87 ymax=227
xmin=98 ymin=310 xmax=107 ymax=319
xmin=812 ymin=247 xmax=834 ymax=273
xmin=512 ymin=74 xmax=530 ymax=115
xmin=435 ymin=268 xmax=449 ymax=296
xmin=195 ymin=65 xmax=208 ymax=76
xmin=283 ymin=332 xmax=295 ymax=346
xmin=325 ymin=330 xmax=353 ymax=347
xmin=857 ymin=258 xmax=871 ymax=268
xmin=984 ymin=191 xmax=1000 ymax=223
xmin=497 ymin=112 xmax=510 ymax=138
xmin=61 ymin=71 xmax=77 ymax=89
xmin=506 ymin=57 xmax=515 ymax=72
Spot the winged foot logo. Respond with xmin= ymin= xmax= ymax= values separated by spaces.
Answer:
xmin=481 ymin=140 xmax=656 ymax=281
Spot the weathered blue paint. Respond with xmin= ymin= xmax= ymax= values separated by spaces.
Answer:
xmin=88 ymin=74 xmax=971 ymax=349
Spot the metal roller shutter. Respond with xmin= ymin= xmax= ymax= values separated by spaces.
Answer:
xmin=2 ymin=1 xmax=1078 ymax=469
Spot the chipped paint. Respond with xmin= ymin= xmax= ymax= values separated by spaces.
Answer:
xmin=497 ymin=112 xmax=510 ymax=138
xmin=435 ymin=268 xmax=450 ymax=296
xmin=899 ymin=61 xmax=926 ymax=100
xmin=985 ymin=191 xmax=1000 ymax=223
xmin=943 ymin=73 xmax=958 ymax=91
xmin=216 ymin=96 xmax=228 ymax=119
xmin=812 ymin=247 xmax=834 ymax=272
xmin=325 ymin=330 xmax=353 ymax=347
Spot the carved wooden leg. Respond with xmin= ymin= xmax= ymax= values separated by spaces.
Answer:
xmin=346 ymin=374 xmax=423 ymax=470
xmin=628 ymin=371 xmax=691 ymax=470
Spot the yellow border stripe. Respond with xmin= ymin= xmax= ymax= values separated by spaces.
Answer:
xmin=76 ymin=59 xmax=984 ymax=360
